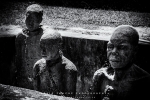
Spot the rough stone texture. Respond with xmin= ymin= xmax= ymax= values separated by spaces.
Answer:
xmin=15 ymin=25 xmax=50 ymax=90
xmin=0 ymin=25 xmax=150 ymax=99
xmin=33 ymin=56 xmax=77 ymax=98
xmin=62 ymin=37 xmax=107 ymax=95
xmin=0 ymin=84 xmax=78 ymax=100
xmin=61 ymin=37 xmax=150 ymax=99
xmin=15 ymin=28 xmax=43 ymax=89
xmin=58 ymin=26 xmax=150 ymax=99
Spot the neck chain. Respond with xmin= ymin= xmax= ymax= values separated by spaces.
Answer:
xmin=22 ymin=25 xmax=42 ymax=36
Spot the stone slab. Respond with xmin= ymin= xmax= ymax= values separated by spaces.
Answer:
xmin=0 ymin=84 xmax=78 ymax=100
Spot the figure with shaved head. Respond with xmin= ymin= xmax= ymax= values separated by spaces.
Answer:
xmin=33 ymin=29 xmax=77 ymax=98
xmin=91 ymin=25 xmax=150 ymax=100
xmin=15 ymin=4 xmax=50 ymax=89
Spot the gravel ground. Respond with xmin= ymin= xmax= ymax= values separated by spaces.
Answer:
xmin=0 ymin=1 xmax=150 ymax=30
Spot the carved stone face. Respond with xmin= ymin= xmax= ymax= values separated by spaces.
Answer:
xmin=25 ymin=12 xmax=42 ymax=31
xmin=107 ymin=30 xmax=135 ymax=69
xmin=41 ymin=44 xmax=59 ymax=61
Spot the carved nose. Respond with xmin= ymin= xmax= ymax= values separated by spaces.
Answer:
xmin=112 ymin=47 xmax=117 ymax=52
xmin=41 ymin=49 xmax=46 ymax=56
xmin=111 ymin=48 xmax=119 ymax=55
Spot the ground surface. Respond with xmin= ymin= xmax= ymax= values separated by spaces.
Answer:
xmin=0 ymin=1 xmax=150 ymax=41
xmin=1 ymin=1 xmax=150 ymax=30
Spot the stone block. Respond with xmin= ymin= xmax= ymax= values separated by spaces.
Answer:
xmin=0 ymin=84 xmax=78 ymax=100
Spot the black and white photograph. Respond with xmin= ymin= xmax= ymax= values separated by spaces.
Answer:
xmin=0 ymin=0 xmax=150 ymax=100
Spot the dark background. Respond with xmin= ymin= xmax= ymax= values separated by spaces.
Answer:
xmin=0 ymin=0 xmax=150 ymax=13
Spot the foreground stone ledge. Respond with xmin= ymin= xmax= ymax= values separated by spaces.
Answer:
xmin=0 ymin=84 xmax=78 ymax=100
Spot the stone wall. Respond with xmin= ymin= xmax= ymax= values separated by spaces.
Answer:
xmin=62 ymin=37 xmax=107 ymax=94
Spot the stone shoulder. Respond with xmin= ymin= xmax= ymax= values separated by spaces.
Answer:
xmin=16 ymin=30 xmax=27 ymax=40
xmin=41 ymin=25 xmax=56 ymax=33
xmin=33 ymin=58 xmax=46 ymax=69
xmin=93 ymin=67 xmax=107 ymax=80
xmin=126 ymin=64 xmax=150 ymax=81
xmin=94 ymin=67 xmax=115 ymax=81
xmin=41 ymin=25 xmax=52 ymax=30
xmin=62 ymin=56 xmax=77 ymax=72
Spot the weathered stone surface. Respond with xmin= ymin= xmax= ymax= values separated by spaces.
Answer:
xmin=58 ymin=26 xmax=150 ymax=99
xmin=14 ymin=25 xmax=51 ymax=89
xmin=62 ymin=37 xmax=107 ymax=95
xmin=0 ymin=25 xmax=150 ymax=99
xmin=61 ymin=37 xmax=150 ymax=99
xmin=15 ymin=27 xmax=43 ymax=89
xmin=0 ymin=84 xmax=78 ymax=100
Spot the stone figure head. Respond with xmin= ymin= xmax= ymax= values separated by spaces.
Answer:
xmin=40 ymin=29 xmax=62 ymax=60
xmin=25 ymin=4 xmax=43 ymax=31
xmin=107 ymin=25 xmax=139 ymax=69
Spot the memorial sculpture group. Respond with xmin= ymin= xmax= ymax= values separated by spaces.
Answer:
xmin=14 ymin=4 xmax=77 ymax=98
xmin=0 ymin=3 xmax=150 ymax=100
xmin=0 ymin=4 xmax=79 ymax=100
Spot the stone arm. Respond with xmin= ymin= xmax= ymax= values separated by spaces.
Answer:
xmin=90 ymin=70 xmax=103 ymax=100
xmin=33 ymin=63 xmax=41 ymax=91
xmin=64 ymin=68 xmax=77 ymax=98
